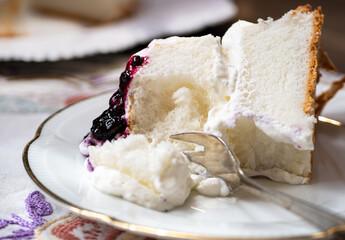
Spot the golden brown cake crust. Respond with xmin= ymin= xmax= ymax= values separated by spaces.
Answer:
xmin=294 ymin=5 xmax=323 ymax=183
xmin=299 ymin=5 xmax=324 ymax=115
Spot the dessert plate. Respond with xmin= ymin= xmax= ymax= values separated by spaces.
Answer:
xmin=0 ymin=0 xmax=236 ymax=61
xmin=23 ymin=83 xmax=345 ymax=240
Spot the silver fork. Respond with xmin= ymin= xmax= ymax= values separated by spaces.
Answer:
xmin=170 ymin=132 xmax=345 ymax=239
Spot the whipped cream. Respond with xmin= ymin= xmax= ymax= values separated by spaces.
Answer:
xmin=189 ymin=162 xmax=230 ymax=197
xmin=87 ymin=134 xmax=233 ymax=211
xmin=88 ymin=134 xmax=193 ymax=211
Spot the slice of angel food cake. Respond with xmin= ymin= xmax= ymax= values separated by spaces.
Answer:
xmin=80 ymin=5 xmax=323 ymax=211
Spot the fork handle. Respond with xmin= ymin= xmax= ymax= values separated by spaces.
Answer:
xmin=240 ymin=176 xmax=345 ymax=237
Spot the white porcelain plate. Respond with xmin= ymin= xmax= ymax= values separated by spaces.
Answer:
xmin=23 ymin=82 xmax=345 ymax=240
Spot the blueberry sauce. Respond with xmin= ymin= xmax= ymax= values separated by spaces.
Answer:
xmin=86 ymin=157 xmax=94 ymax=172
xmin=89 ymin=55 xmax=148 ymax=142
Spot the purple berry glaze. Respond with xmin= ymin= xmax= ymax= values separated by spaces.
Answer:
xmin=83 ymin=55 xmax=148 ymax=152
xmin=86 ymin=157 xmax=94 ymax=172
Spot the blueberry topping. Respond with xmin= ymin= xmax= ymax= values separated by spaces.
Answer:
xmin=119 ymin=70 xmax=131 ymax=90
xmin=89 ymin=54 xmax=147 ymax=141
xmin=89 ymin=138 xmax=96 ymax=146
xmin=131 ymin=55 xmax=143 ymax=66
xmin=110 ymin=105 xmax=125 ymax=116
xmin=90 ymin=109 xmax=127 ymax=141
xmin=121 ymin=70 xmax=131 ymax=83
xmin=109 ymin=90 xmax=123 ymax=106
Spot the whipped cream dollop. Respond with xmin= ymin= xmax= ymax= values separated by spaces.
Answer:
xmin=88 ymin=134 xmax=230 ymax=211
xmin=88 ymin=134 xmax=192 ymax=211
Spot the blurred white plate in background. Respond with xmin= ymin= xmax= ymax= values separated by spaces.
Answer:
xmin=0 ymin=0 xmax=236 ymax=61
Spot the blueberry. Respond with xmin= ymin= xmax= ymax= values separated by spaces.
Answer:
xmin=120 ymin=70 xmax=131 ymax=84
xmin=119 ymin=70 xmax=131 ymax=90
xmin=109 ymin=105 xmax=125 ymax=116
xmin=131 ymin=55 xmax=143 ymax=66
xmin=89 ymin=55 xmax=145 ymax=141
xmin=90 ymin=110 xmax=127 ymax=141
xmin=109 ymin=90 xmax=123 ymax=106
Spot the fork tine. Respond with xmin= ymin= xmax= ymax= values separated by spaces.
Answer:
xmin=170 ymin=132 xmax=239 ymax=175
xmin=169 ymin=132 xmax=220 ymax=150
xmin=183 ymin=151 xmax=207 ymax=167
xmin=184 ymin=149 xmax=234 ymax=176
